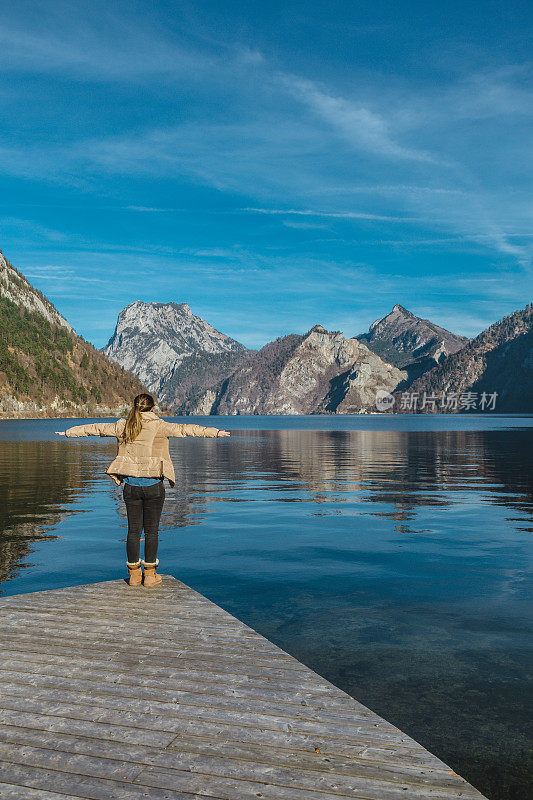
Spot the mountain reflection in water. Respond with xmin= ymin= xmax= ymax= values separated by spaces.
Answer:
xmin=0 ymin=417 xmax=531 ymax=800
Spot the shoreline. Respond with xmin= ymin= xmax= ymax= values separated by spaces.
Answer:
xmin=1 ymin=411 xmax=531 ymax=421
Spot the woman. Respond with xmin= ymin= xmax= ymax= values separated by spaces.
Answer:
xmin=56 ymin=393 xmax=229 ymax=587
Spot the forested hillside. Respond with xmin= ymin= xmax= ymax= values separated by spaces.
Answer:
xmin=0 ymin=252 xmax=146 ymax=417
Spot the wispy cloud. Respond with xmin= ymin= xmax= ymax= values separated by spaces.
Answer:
xmin=126 ymin=206 xmax=167 ymax=213
xmin=282 ymin=220 xmax=329 ymax=230
xmin=0 ymin=0 xmax=531 ymax=347
xmin=243 ymin=207 xmax=419 ymax=222
xmin=281 ymin=75 xmax=437 ymax=163
xmin=0 ymin=56 xmax=529 ymax=268
xmin=0 ymin=216 xmax=69 ymax=243
xmin=24 ymin=266 xmax=107 ymax=284
xmin=0 ymin=7 xmax=212 ymax=81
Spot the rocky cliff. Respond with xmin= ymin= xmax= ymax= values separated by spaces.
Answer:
xmin=1 ymin=252 xmax=72 ymax=331
xmin=104 ymin=301 xmax=249 ymax=407
xmin=0 ymin=250 xmax=146 ymax=418
xmin=357 ymin=304 xmax=468 ymax=383
xmin=400 ymin=304 xmax=533 ymax=412
xmin=188 ymin=325 xmax=406 ymax=415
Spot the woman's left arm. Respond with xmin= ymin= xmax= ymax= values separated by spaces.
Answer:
xmin=158 ymin=421 xmax=230 ymax=438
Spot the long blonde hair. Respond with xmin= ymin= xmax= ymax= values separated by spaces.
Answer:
xmin=123 ymin=393 xmax=155 ymax=443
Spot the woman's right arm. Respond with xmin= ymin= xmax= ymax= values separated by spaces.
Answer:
xmin=56 ymin=420 xmax=125 ymax=438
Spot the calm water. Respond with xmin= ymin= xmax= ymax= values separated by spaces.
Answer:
xmin=1 ymin=415 xmax=532 ymax=800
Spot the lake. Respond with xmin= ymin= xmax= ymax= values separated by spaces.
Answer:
xmin=1 ymin=414 xmax=532 ymax=800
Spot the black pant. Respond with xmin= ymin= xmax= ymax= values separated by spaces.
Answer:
xmin=123 ymin=481 xmax=165 ymax=564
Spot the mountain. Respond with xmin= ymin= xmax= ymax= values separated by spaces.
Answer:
xmin=1 ymin=251 xmax=72 ymax=332
xmin=187 ymin=325 xmax=406 ymax=415
xmin=163 ymin=349 xmax=252 ymax=412
xmin=0 ymin=251 xmax=146 ymax=417
xmin=400 ymin=304 xmax=533 ymax=412
xmin=356 ymin=304 xmax=469 ymax=383
xmin=103 ymin=300 xmax=250 ymax=407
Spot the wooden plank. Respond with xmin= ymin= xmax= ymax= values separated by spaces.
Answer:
xmin=0 ymin=656 xmax=353 ymax=707
xmin=0 ymin=636 xmax=321 ymax=676
xmin=0 ymin=671 xmax=379 ymax=723
xmin=0 ymin=785 xmax=77 ymax=800
xmin=0 ymin=629 xmax=306 ymax=667
xmin=0 ymin=645 xmax=347 ymax=694
xmin=0 ymin=741 xmax=143 ymax=781
xmin=2 ymin=602 xmax=239 ymax=623
xmin=0 ymin=576 xmax=488 ymax=800
xmin=0 ymin=739 xmax=482 ymax=800
xmin=0 ymin=694 xmax=428 ymax=750
xmin=0 ymin=620 xmax=302 ymax=658
xmin=134 ymin=764 xmax=485 ymax=800
xmin=0 ymin=764 xmax=194 ymax=800
xmin=0 ymin=659 xmax=364 ymax=710
xmin=4 ymin=602 xmax=245 ymax=626
xmin=0 ymin=623 xmax=305 ymax=664
xmin=0 ymin=610 xmax=261 ymax=640
xmin=0 ymin=724 xmax=473 ymax=787
xmin=0 ymin=704 xmax=443 ymax=769
xmin=0 ymin=708 xmax=177 ymax=747
xmin=0 ymin=682 xmax=402 ymax=738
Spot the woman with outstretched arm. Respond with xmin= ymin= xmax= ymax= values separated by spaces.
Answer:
xmin=56 ymin=393 xmax=229 ymax=587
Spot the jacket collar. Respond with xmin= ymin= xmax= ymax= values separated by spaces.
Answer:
xmin=140 ymin=410 xmax=160 ymax=420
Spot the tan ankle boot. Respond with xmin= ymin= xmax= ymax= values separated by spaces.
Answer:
xmin=126 ymin=560 xmax=142 ymax=586
xmin=142 ymin=559 xmax=162 ymax=587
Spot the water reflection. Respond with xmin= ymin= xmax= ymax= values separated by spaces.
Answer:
xmin=0 ymin=420 xmax=531 ymax=800
xmin=0 ymin=440 xmax=100 ymax=583
xmin=158 ymin=429 xmax=533 ymax=534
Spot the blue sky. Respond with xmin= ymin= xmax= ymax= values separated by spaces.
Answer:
xmin=0 ymin=0 xmax=531 ymax=348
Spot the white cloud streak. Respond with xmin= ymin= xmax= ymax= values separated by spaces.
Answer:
xmin=281 ymin=76 xmax=437 ymax=163
xmin=0 ymin=7 xmax=213 ymax=81
xmin=242 ymin=207 xmax=420 ymax=222
xmin=0 ymin=4 xmax=531 ymax=272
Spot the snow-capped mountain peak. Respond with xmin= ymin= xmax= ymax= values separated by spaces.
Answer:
xmin=104 ymin=300 xmax=246 ymax=395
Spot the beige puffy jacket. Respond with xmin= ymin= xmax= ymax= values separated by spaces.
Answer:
xmin=65 ymin=410 xmax=220 ymax=486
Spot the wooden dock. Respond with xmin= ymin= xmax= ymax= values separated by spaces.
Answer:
xmin=0 ymin=576 xmax=488 ymax=800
